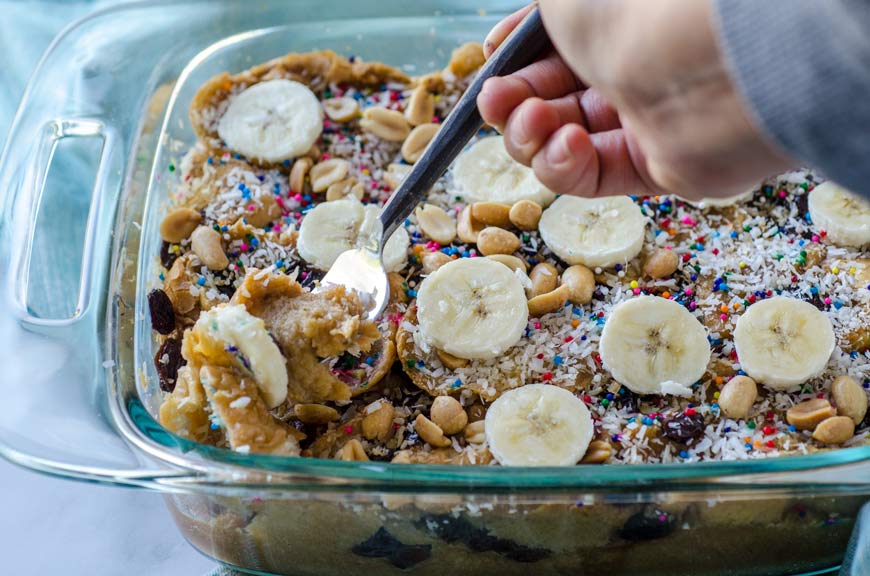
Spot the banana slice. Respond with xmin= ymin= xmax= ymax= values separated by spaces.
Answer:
xmin=217 ymin=79 xmax=323 ymax=163
xmin=194 ymin=304 xmax=288 ymax=408
xmin=807 ymin=181 xmax=870 ymax=247
xmin=599 ymin=296 xmax=710 ymax=396
xmin=538 ymin=195 xmax=646 ymax=268
xmin=485 ymin=384 xmax=593 ymax=466
xmin=416 ymin=258 xmax=528 ymax=360
xmin=677 ymin=188 xmax=755 ymax=208
xmin=297 ymin=198 xmax=409 ymax=272
xmin=452 ymin=136 xmax=556 ymax=206
xmin=733 ymin=296 xmax=835 ymax=390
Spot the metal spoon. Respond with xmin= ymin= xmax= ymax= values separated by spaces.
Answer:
xmin=320 ymin=7 xmax=550 ymax=320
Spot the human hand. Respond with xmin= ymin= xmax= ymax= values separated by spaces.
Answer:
xmin=477 ymin=0 xmax=795 ymax=200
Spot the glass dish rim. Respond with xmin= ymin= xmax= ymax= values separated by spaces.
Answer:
xmin=115 ymin=6 xmax=870 ymax=491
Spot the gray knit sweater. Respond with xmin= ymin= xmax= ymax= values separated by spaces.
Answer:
xmin=714 ymin=0 xmax=870 ymax=195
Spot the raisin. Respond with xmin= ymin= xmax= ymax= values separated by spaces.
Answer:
xmin=160 ymin=241 xmax=178 ymax=269
xmin=662 ymin=411 xmax=706 ymax=443
xmin=388 ymin=545 xmax=432 ymax=569
xmin=351 ymin=527 xmax=431 ymax=570
xmin=154 ymin=337 xmax=183 ymax=392
xmin=148 ymin=289 xmax=176 ymax=334
xmin=794 ymin=192 xmax=810 ymax=220
xmin=418 ymin=514 xmax=551 ymax=563
xmin=618 ymin=507 xmax=675 ymax=541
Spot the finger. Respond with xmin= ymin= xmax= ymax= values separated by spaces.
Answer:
xmin=478 ymin=51 xmax=581 ymax=130
xmin=483 ymin=3 xmax=537 ymax=58
xmin=538 ymin=89 xmax=622 ymax=133
xmin=531 ymin=125 xmax=658 ymax=198
xmin=502 ymin=97 xmax=562 ymax=166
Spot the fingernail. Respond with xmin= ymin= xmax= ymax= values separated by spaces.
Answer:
xmin=547 ymin=131 xmax=573 ymax=166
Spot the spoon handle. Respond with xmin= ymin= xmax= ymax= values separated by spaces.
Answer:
xmin=379 ymin=6 xmax=550 ymax=241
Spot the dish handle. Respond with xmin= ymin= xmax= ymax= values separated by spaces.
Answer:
xmin=0 ymin=114 xmax=198 ymax=487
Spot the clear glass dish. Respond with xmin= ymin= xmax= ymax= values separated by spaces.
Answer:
xmin=0 ymin=2 xmax=867 ymax=574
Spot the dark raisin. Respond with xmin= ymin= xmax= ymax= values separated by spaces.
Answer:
xmin=805 ymin=292 xmax=827 ymax=311
xmin=618 ymin=507 xmax=675 ymax=541
xmin=388 ymin=545 xmax=432 ymax=569
xmin=352 ymin=527 xmax=401 ymax=557
xmin=662 ymin=411 xmax=706 ymax=443
xmin=351 ymin=527 xmax=431 ymax=570
xmin=794 ymin=192 xmax=810 ymax=220
xmin=154 ymin=337 xmax=183 ymax=392
xmin=160 ymin=241 xmax=178 ymax=269
xmin=417 ymin=514 xmax=551 ymax=563
xmin=148 ymin=289 xmax=176 ymax=334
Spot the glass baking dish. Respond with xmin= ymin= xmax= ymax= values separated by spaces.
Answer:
xmin=0 ymin=1 xmax=868 ymax=574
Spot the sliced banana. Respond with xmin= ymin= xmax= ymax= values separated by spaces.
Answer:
xmin=217 ymin=79 xmax=323 ymax=163
xmin=485 ymin=384 xmax=593 ymax=466
xmin=733 ymin=296 xmax=835 ymax=390
xmin=677 ymin=188 xmax=755 ymax=208
xmin=452 ymin=136 xmax=555 ymax=206
xmin=194 ymin=304 xmax=288 ymax=408
xmin=807 ymin=181 xmax=870 ymax=247
xmin=538 ymin=195 xmax=646 ymax=268
xmin=297 ymin=197 xmax=409 ymax=272
xmin=599 ymin=296 xmax=710 ymax=396
xmin=416 ymin=258 xmax=528 ymax=360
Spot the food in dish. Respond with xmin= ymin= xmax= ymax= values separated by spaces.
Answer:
xmin=150 ymin=44 xmax=870 ymax=466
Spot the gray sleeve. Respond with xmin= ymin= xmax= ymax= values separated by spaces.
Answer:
xmin=713 ymin=0 xmax=870 ymax=195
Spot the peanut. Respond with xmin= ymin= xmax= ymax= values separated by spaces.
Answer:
xmin=289 ymin=157 xmax=312 ymax=193
xmin=456 ymin=205 xmax=484 ymax=244
xmin=508 ymin=200 xmax=543 ymax=231
xmin=718 ymin=375 xmax=758 ymax=419
xmin=486 ymin=254 xmax=528 ymax=273
xmin=415 ymin=414 xmax=452 ymax=447
xmin=464 ymin=420 xmax=486 ymax=444
xmin=309 ymin=158 xmax=350 ymax=193
xmin=529 ymin=262 xmax=559 ymax=298
xmin=322 ymin=97 xmax=359 ymax=123
xmin=294 ymin=403 xmax=340 ymax=424
xmin=471 ymin=202 xmax=511 ymax=228
xmin=304 ymin=144 xmax=322 ymax=162
xmin=561 ymin=264 xmax=595 ymax=305
xmin=339 ymin=438 xmax=369 ymax=461
xmin=643 ymin=248 xmax=679 ymax=278
xmin=190 ymin=226 xmax=229 ymax=270
xmin=401 ymin=123 xmax=439 ymax=163
xmin=812 ymin=416 xmax=855 ymax=445
xmin=435 ymin=348 xmax=469 ymax=369
xmin=415 ymin=203 xmax=456 ymax=245
xmin=448 ymin=42 xmax=485 ymax=77
xmin=786 ymin=398 xmax=837 ymax=431
xmin=360 ymin=107 xmax=410 ymax=141
xmin=405 ymin=84 xmax=435 ymax=126
xmin=430 ymin=396 xmax=468 ymax=435
xmin=361 ymin=400 xmax=395 ymax=441
xmin=831 ymin=375 xmax=868 ymax=425
xmin=528 ymin=284 xmax=570 ymax=317
xmin=326 ymin=178 xmax=364 ymax=202
xmin=476 ymin=227 xmax=520 ymax=255
xmin=245 ymin=194 xmax=281 ymax=227
xmin=160 ymin=208 xmax=202 ymax=243
xmin=422 ymin=251 xmax=452 ymax=274
xmin=383 ymin=163 xmax=411 ymax=190
xmin=580 ymin=440 xmax=611 ymax=464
